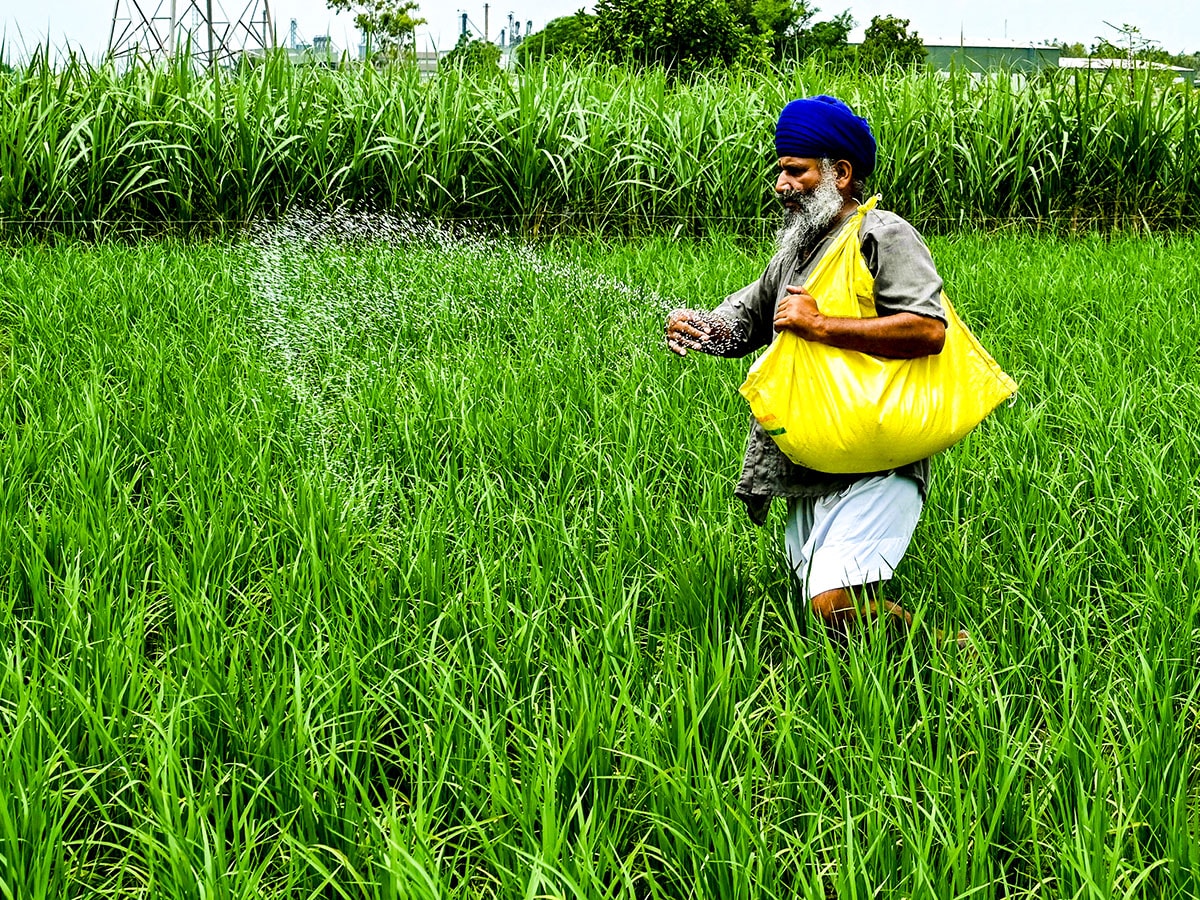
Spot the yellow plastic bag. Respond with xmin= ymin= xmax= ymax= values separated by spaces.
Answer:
xmin=738 ymin=197 xmax=1016 ymax=474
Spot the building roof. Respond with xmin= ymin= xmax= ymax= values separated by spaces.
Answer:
xmin=922 ymin=39 xmax=1056 ymax=50
xmin=1058 ymin=56 xmax=1194 ymax=72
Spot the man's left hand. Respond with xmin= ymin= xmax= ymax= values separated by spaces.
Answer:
xmin=773 ymin=285 xmax=826 ymax=341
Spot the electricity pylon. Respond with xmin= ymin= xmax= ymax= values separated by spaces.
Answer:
xmin=108 ymin=0 xmax=275 ymax=67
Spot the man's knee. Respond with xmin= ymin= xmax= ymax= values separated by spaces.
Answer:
xmin=810 ymin=585 xmax=879 ymax=622
xmin=810 ymin=588 xmax=849 ymax=621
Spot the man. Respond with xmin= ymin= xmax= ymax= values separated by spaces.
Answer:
xmin=665 ymin=95 xmax=952 ymax=638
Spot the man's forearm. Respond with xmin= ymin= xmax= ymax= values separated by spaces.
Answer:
xmin=800 ymin=311 xmax=946 ymax=359
xmin=774 ymin=286 xmax=947 ymax=359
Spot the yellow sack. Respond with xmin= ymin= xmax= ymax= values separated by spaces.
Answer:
xmin=738 ymin=197 xmax=1016 ymax=474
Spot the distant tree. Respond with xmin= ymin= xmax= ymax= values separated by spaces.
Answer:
xmin=1091 ymin=23 xmax=1172 ymax=64
xmin=747 ymin=0 xmax=806 ymax=36
xmin=440 ymin=32 xmax=502 ymax=73
xmin=792 ymin=11 xmax=855 ymax=64
xmin=326 ymin=0 xmax=425 ymax=58
xmin=1092 ymin=39 xmax=1172 ymax=64
xmin=590 ymin=0 xmax=852 ymax=74
xmin=1173 ymin=50 xmax=1200 ymax=69
xmin=857 ymin=14 xmax=926 ymax=72
xmin=735 ymin=0 xmax=853 ymax=64
xmin=592 ymin=0 xmax=753 ymax=76
xmin=1051 ymin=29 xmax=1197 ymax=68
xmin=514 ymin=10 xmax=597 ymax=67
xmin=737 ymin=0 xmax=808 ymax=62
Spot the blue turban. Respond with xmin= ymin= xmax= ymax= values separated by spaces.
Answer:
xmin=774 ymin=95 xmax=877 ymax=180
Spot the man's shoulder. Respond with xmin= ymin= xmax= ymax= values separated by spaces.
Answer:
xmin=859 ymin=206 xmax=933 ymax=256
xmin=861 ymin=206 xmax=921 ymax=236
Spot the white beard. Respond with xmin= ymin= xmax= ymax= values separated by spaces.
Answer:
xmin=775 ymin=166 xmax=846 ymax=261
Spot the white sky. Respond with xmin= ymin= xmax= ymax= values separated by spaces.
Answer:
xmin=2 ymin=0 xmax=1198 ymax=62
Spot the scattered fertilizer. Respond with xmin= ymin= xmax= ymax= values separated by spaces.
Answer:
xmin=238 ymin=207 xmax=688 ymax=488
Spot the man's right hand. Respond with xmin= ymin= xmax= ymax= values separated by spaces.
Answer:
xmin=666 ymin=309 xmax=722 ymax=356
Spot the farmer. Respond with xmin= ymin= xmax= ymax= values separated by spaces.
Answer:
xmin=665 ymin=95 xmax=950 ymax=637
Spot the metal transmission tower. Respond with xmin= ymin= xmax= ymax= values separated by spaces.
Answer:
xmin=108 ymin=0 xmax=276 ymax=68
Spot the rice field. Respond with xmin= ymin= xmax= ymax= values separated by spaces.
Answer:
xmin=2 ymin=215 xmax=1199 ymax=898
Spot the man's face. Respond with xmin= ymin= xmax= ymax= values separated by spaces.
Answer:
xmin=773 ymin=157 xmax=847 ymax=256
xmin=774 ymin=156 xmax=828 ymax=210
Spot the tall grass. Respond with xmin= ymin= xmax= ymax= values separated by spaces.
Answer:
xmin=0 ymin=52 xmax=1196 ymax=237
xmin=1 ymin=222 xmax=1198 ymax=897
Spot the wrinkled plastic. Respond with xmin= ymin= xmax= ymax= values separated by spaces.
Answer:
xmin=738 ymin=197 xmax=1017 ymax=474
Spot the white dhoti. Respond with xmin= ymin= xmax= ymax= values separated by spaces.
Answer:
xmin=784 ymin=473 xmax=923 ymax=599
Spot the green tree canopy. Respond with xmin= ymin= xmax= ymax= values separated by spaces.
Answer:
xmin=1052 ymin=33 xmax=1197 ymax=69
xmin=440 ymin=33 xmax=502 ymax=73
xmin=739 ymin=0 xmax=853 ymax=64
xmin=857 ymin=14 xmax=926 ymax=72
xmin=1090 ymin=23 xmax=1168 ymax=62
xmin=791 ymin=10 xmax=854 ymax=64
xmin=514 ymin=10 xmax=597 ymax=67
xmin=326 ymin=0 xmax=425 ymax=57
xmin=1091 ymin=42 xmax=1173 ymax=64
xmin=739 ymin=0 xmax=808 ymax=61
xmin=592 ymin=0 xmax=753 ymax=76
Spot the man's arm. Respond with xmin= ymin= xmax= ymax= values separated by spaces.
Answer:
xmin=773 ymin=285 xmax=945 ymax=358
xmin=665 ymin=257 xmax=784 ymax=358
xmin=773 ymin=212 xmax=948 ymax=358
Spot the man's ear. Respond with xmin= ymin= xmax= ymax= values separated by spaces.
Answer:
xmin=833 ymin=159 xmax=854 ymax=192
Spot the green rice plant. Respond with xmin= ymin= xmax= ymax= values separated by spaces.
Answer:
xmin=1 ymin=220 xmax=1199 ymax=898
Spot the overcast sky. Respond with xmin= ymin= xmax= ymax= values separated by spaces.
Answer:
xmin=2 ymin=0 xmax=1198 ymax=62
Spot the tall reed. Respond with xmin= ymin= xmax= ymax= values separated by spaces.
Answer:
xmin=0 ymin=52 xmax=1196 ymax=237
